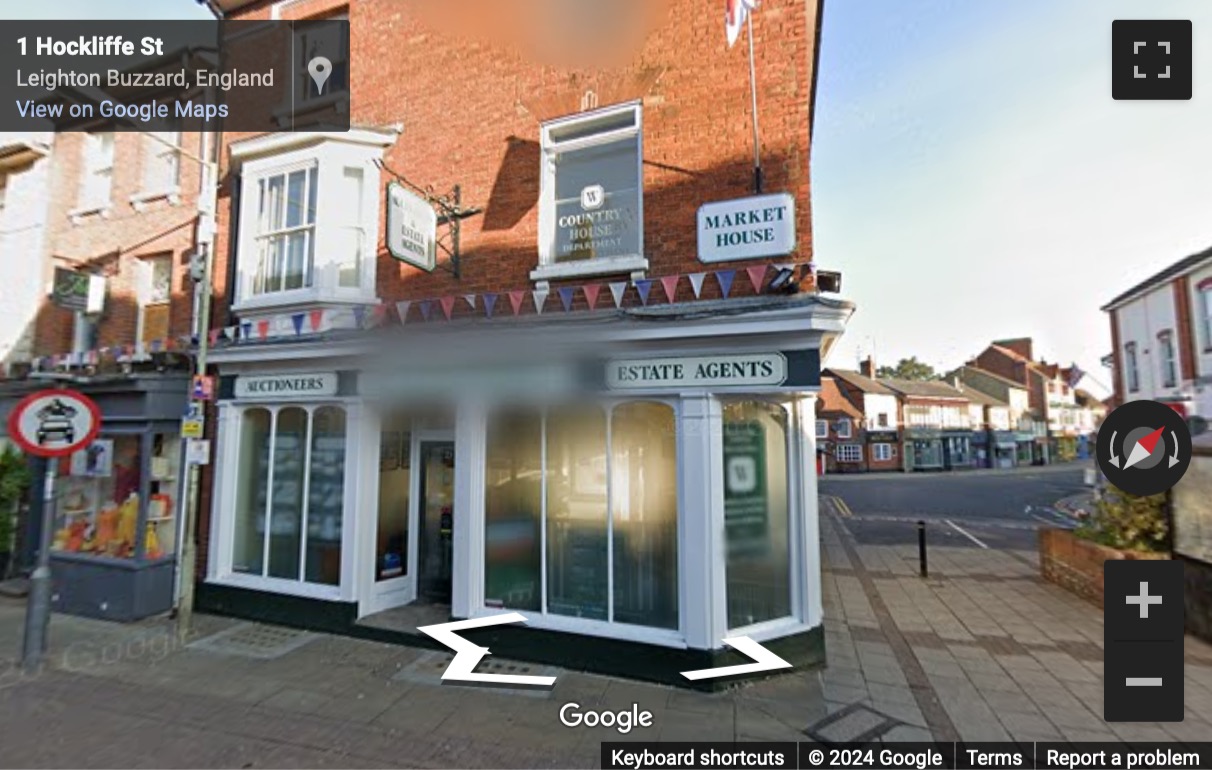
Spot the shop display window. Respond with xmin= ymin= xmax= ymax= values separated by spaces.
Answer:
xmin=53 ymin=432 xmax=180 ymax=560
xmin=722 ymin=400 xmax=792 ymax=630
xmin=232 ymin=405 xmax=346 ymax=586
xmin=483 ymin=400 xmax=679 ymax=631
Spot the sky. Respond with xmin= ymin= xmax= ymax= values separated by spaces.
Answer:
xmin=813 ymin=0 xmax=1212 ymax=396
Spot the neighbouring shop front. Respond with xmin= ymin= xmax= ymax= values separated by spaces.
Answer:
xmin=0 ymin=374 xmax=189 ymax=621
xmin=904 ymin=429 xmax=944 ymax=471
xmin=942 ymin=431 xmax=972 ymax=470
xmin=197 ymin=296 xmax=850 ymax=684
xmin=989 ymin=431 xmax=1017 ymax=468
xmin=864 ymin=430 xmax=899 ymax=471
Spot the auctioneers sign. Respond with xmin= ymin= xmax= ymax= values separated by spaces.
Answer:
xmin=697 ymin=192 xmax=796 ymax=264
xmin=606 ymin=353 xmax=788 ymax=390
xmin=234 ymin=373 xmax=339 ymax=400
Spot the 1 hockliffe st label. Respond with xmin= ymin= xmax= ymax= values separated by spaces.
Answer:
xmin=606 ymin=353 xmax=788 ymax=390
xmin=234 ymin=373 xmax=338 ymax=400
xmin=697 ymin=192 xmax=796 ymax=263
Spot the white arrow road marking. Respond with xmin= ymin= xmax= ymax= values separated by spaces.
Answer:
xmin=945 ymin=519 xmax=989 ymax=549
xmin=418 ymin=613 xmax=557 ymax=687
xmin=681 ymin=636 xmax=792 ymax=681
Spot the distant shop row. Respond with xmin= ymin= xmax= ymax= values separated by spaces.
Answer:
xmin=817 ymin=338 xmax=1106 ymax=474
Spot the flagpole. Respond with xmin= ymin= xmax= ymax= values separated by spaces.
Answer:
xmin=746 ymin=10 xmax=762 ymax=194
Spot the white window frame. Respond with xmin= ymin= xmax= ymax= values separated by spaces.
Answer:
xmin=1158 ymin=330 xmax=1177 ymax=388
xmin=232 ymin=131 xmax=392 ymax=314
xmin=296 ymin=12 xmax=350 ymax=108
xmin=871 ymin=443 xmax=893 ymax=462
xmin=133 ymin=125 xmax=182 ymax=208
xmin=1200 ymin=283 xmax=1212 ymax=351
xmin=211 ymin=402 xmax=354 ymax=599
xmin=835 ymin=418 xmax=852 ymax=439
xmin=73 ymin=131 xmax=114 ymax=218
xmin=835 ymin=444 xmax=862 ymax=463
xmin=1125 ymin=342 xmax=1140 ymax=393
xmin=815 ymin=419 xmax=829 ymax=439
xmin=532 ymin=101 xmax=647 ymax=284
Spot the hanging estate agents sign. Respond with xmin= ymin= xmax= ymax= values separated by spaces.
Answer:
xmin=386 ymin=182 xmax=438 ymax=272
xmin=234 ymin=373 xmax=339 ymax=400
xmin=606 ymin=353 xmax=789 ymax=390
xmin=697 ymin=192 xmax=796 ymax=264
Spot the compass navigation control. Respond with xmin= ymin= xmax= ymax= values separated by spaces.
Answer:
xmin=1096 ymin=399 xmax=1192 ymax=497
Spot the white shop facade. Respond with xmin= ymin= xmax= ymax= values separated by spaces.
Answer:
xmin=200 ymin=297 xmax=850 ymax=682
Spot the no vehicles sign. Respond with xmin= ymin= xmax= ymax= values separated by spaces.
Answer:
xmin=7 ymin=389 xmax=102 ymax=458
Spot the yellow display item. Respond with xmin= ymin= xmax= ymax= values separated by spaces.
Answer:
xmin=117 ymin=493 xmax=139 ymax=550
xmin=144 ymin=522 xmax=162 ymax=559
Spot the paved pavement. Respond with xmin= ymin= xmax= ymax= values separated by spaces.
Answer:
xmin=1 ymin=502 xmax=1210 ymax=767
xmin=820 ymin=463 xmax=1089 ymax=550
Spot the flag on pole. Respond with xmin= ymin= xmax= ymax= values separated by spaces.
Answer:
xmin=726 ymin=0 xmax=758 ymax=48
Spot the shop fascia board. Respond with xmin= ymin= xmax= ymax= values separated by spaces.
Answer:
xmin=208 ymin=295 xmax=855 ymax=366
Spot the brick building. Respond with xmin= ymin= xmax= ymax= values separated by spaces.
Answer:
xmin=195 ymin=0 xmax=847 ymax=682
xmin=0 ymin=125 xmax=213 ymax=619
xmin=815 ymin=376 xmax=866 ymax=473
xmin=822 ymin=362 xmax=901 ymax=473
xmin=879 ymin=379 xmax=972 ymax=471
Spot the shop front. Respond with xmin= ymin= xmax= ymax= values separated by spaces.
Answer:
xmin=942 ymin=431 xmax=972 ymax=470
xmin=864 ymin=430 xmax=900 ymax=472
xmin=198 ymin=296 xmax=849 ymax=684
xmin=904 ymin=429 xmax=944 ymax=471
xmin=0 ymin=374 xmax=188 ymax=621
xmin=990 ymin=431 xmax=1018 ymax=469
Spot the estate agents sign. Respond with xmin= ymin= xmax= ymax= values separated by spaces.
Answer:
xmin=697 ymin=192 xmax=796 ymax=264
xmin=386 ymin=182 xmax=438 ymax=272
xmin=606 ymin=353 xmax=788 ymax=390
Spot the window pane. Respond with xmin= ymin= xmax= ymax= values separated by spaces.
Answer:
xmin=265 ymin=174 xmax=285 ymax=232
xmin=306 ymin=407 xmax=345 ymax=586
xmin=338 ymin=167 xmax=363 ymax=288
xmin=377 ymin=415 xmax=411 ymax=582
xmin=268 ymin=408 xmax=307 ymax=580
xmin=611 ymin=402 xmax=678 ymax=630
xmin=546 ymin=406 xmax=608 ymax=621
xmin=286 ymin=169 xmax=306 ymax=228
xmin=723 ymin=401 xmax=792 ymax=629
xmin=552 ymin=139 xmax=640 ymax=263
xmin=233 ymin=408 xmax=271 ymax=575
xmin=285 ymin=231 xmax=308 ymax=290
xmin=484 ymin=410 xmax=542 ymax=611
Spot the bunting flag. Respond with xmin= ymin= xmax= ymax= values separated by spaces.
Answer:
xmin=688 ymin=272 xmax=707 ymax=299
xmin=716 ymin=270 xmax=736 ymax=298
xmin=583 ymin=284 xmax=602 ymax=310
xmin=439 ymin=296 xmax=456 ymax=321
xmin=635 ymin=279 xmax=654 ymax=306
xmin=309 ymin=309 xmax=325 ymax=333
xmin=418 ymin=300 xmax=435 ymax=322
xmin=395 ymin=301 xmax=412 ymax=324
xmin=241 ymin=322 xmax=252 ymax=340
xmin=463 ymin=294 xmax=477 ymax=310
xmin=291 ymin=313 xmax=305 ymax=336
xmin=256 ymin=319 xmax=270 ymax=339
xmin=352 ymin=306 xmax=367 ymax=329
xmin=558 ymin=286 xmax=576 ymax=312
xmin=150 ymin=339 xmax=163 ymax=353
xmin=508 ymin=290 xmax=526 ymax=315
xmin=532 ymin=288 xmax=549 ymax=315
xmin=660 ymin=275 xmax=680 ymax=304
xmin=746 ymin=265 xmax=767 ymax=293
xmin=483 ymin=293 xmax=498 ymax=319
xmin=609 ymin=281 xmax=628 ymax=308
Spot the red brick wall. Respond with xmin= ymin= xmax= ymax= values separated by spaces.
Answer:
xmin=1174 ymin=276 xmax=1197 ymax=384
xmin=974 ymin=348 xmax=1042 ymax=411
xmin=212 ymin=0 xmax=822 ymax=319
xmin=32 ymin=131 xmax=204 ymax=358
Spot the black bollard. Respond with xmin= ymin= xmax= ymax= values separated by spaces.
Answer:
xmin=917 ymin=520 xmax=928 ymax=578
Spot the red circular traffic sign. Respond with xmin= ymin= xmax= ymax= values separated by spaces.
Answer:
xmin=6 ymin=389 xmax=102 ymax=458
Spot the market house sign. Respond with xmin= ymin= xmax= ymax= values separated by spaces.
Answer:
xmin=234 ymin=373 xmax=339 ymax=400
xmin=697 ymin=192 xmax=796 ymax=264
xmin=606 ymin=353 xmax=788 ymax=390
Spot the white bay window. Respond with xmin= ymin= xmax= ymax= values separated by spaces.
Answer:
xmin=232 ymin=130 xmax=396 ymax=314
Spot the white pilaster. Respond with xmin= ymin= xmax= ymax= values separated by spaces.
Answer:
xmin=792 ymin=393 xmax=823 ymax=628
xmin=679 ymin=394 xmax=726 ymax=650
xmin=451 ymin=398 xmax=488 ymax=619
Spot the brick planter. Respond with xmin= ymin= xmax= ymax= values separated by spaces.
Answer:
xmin=1038 ymin=527 xmax=1168 ymax=608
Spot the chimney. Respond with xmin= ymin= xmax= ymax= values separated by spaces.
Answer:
xmin=860 ymin=355 xmax=876 ymax=379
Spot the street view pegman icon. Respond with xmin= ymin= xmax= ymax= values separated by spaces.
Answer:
xmin=1096 ymin=399 xmax=1192 ymax=497
xmin=1112 ymin=20 xmax=1192 ymax=100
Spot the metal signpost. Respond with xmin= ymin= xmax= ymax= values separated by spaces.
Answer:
xmin=5 ymin=388 xmax=102 ymax=671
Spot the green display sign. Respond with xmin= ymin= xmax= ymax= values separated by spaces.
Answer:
xmin=723 ymin=421 xmax=768 ymax=556
xmin=51 ymin=268 xmax=91 ymax=311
